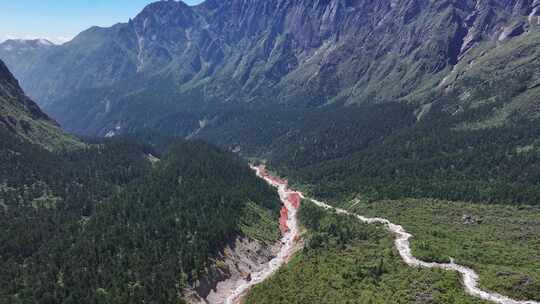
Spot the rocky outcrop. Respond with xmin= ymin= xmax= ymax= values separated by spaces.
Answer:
xmin=184 ymin=236 xmax=279 ymax=304
xmin=195 ymin=237 xmax=279 ymax=304
xmin=499 ymin=21 xmax=526 ymax=41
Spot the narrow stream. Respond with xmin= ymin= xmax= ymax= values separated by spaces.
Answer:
xmin=306 ymin=197 xmax=539 ymax=304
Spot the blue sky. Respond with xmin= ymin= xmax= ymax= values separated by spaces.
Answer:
xmin=0 ymin=0 xmax=204 ymax=44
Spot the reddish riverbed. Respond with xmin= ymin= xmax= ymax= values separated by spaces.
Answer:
xmin=222 ymin=165 xmax=301 ymax=304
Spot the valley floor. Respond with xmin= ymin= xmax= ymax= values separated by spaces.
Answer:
xmin=244 ymin=200 xmax=489 ymax=304
xmin=347 ymin=199 xmax=540 ymax=302
xmin=244 ymin=171 xmax=540 ymax=304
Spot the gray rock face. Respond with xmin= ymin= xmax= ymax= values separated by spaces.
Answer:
xmin=499 ymin=21 xmax=526 ymax=40
xmin=0 ymin=0 xmax=538 ymax=136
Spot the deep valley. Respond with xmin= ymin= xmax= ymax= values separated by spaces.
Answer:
xmin=1 ymin=0 xmax=540 ymax=303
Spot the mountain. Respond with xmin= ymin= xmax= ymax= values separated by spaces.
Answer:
xmin=0 ymin=39 xmax=54 ymax=59
xmin=0 ymin=58 xmax=80 ymax=150
xmin=0 ymin=39 xmax=54 ymax=64
xmin=1 ymin=2 xmax=540 ymax=302
xmin=1 ymin=0 xmax=540 ymax=207
xmin=0 ymin=39 xmax=55 ymax=97
xmin=1 ymin=132 xmax=281 ymax=303
xmin=1 ymin=0 xmax=540 ymax=138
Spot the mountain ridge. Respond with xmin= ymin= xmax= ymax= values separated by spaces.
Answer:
xmin=2 ymin=0 xmax=540 ymax=138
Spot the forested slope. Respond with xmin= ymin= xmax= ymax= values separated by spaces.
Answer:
xmin=195 ymin=99 xmax=540 ymax=207
xmin=0 ymin=60 xmax=280 ymax=303
xmin=0 ymin=130 xmax=280 ymax=303
xmin=270 ymin=105 xmax=540 ymax=206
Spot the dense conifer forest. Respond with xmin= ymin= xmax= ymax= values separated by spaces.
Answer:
xmin=276 ymin=105 xmax=540 ymax=206
xmin=0 ymin=130 xmax=280 ymax=303
xmin=197 ymin=102 xmax=540 ymax=206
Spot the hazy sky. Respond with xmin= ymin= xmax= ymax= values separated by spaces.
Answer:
xmin=0 ymin=0 xmax=205 ymax=44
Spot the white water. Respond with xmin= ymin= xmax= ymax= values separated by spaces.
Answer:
xmin=306 ymin=197 xmax=540 ymax=304
xmin=224 ymin=167 xmax=300 ymax=304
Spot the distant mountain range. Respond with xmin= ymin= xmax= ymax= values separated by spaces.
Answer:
xmin=1 ymin=0 xmax=539 ymax=139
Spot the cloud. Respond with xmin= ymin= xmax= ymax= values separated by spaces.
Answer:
xmin=0 ymin=33 xmax=73 ymax=45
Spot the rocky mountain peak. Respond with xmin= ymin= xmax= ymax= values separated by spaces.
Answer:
xmin=131 ymin=1 xmax=205 ymax=73
xmin=135 ymin=0 xmax=192 ymax=24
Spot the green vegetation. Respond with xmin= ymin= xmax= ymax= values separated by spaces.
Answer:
xmin=189 ymin=89 xmax=540 ymax=208
xmin=270 ymin=106 xmax=540 ymax=206
xmin=0 ymin=130 xmax=280 ymax=304
xmin=199 ymin=103 xmax=415 ymax=161
xmin=245 ymin=201 xmax=488 ymax=304
xmin=449 ymin=31 xmax=540 ymax=129
xmin=240 ymin=100 xmax=540 ymax=302
xmin=348 ymin=199 xmax=540 ymax=302
xmin=240 ymin=201 xmax=280 ymax=244
xmin=0 ymin=59 xmax=81 ymax=151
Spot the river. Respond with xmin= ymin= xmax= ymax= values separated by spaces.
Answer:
xmin=234 ymin=165 xmax=540 ymax=304
xmin=223 ymin=165 xmax=301 ymax=304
